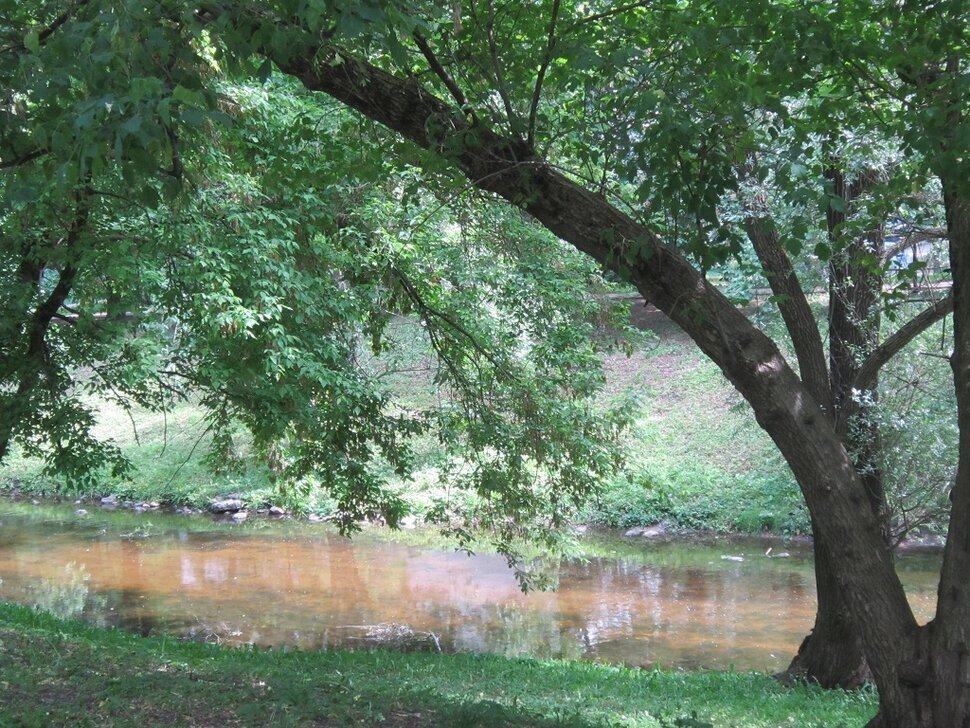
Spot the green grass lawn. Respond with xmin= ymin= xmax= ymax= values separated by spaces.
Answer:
xmin=0 ymin=603 xmax=874 ymax=727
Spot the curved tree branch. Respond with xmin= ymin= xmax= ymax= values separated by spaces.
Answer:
xmin=852 ymin=294 xmax=954 ymax=392
xmin=253 ymin=30 xmax=920 ymax=690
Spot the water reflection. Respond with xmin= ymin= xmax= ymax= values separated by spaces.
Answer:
xmin=0 ymin=503 xmax=940 ymax=672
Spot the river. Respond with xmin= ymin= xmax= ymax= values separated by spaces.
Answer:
xmin=0 ymin=500 xmax=940 ymax=672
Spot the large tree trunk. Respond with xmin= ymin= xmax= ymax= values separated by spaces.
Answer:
xmin=786 ymin=170 xmax=891 ymax=689
xmin=249 ymin=33 xmax=968 ymax=725
xmin=905 ymin=182 xmax=970 ymax=728
xmin=753 ymin=167 xmax=889 ymax=688
xmin=785 ymin=526 xmax=872 ymax=688
xmin=744 ymin=213 xmax=872 ymax=687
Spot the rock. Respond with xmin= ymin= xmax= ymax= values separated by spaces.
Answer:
xmin=269 ymin=506 xmax=286 ymax=516
xmin=74 ymin=509 xmax=88 ymax=516
xmin=134 ymin=505 xmax=146 ymax=513
xmin=100 ymin=495 xmax=118 ymax=506
xmin=256 ymin=508 xmax=267 ymax=514
xmin=624 ymin=524 xmax=666 ymax=538
xmin=31 ymin=499 xmax=39 ymax=505
xmin=345 ymin=623 xmax=442 ymax=653
xmin=720 ymin=555 xmax=744 ymax=562
xmin=307 ymin=513 xmax=323 ymax=523
xmin=231 ymin=511 xmax=248 ymax=523
xmin=210 ymin=497 xmax=245 ymax=514
xmin=399 ymin=515 xmax=418 ymax=529
xmin=571 ymin=525 xmax=589 ymax=535
xmin=148 ymin=501 xmax=160 ymax=509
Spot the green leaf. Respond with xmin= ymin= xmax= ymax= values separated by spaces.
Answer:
xmin=24 ymin=30 xmax=40 ymax=54
xmin=171 ymin=85 xmax=206 ymax=108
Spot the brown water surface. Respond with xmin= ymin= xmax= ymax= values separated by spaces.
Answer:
xmin=0 ymin=501 xmax=940 ymax=672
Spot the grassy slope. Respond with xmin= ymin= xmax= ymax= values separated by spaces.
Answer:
xmin=0 ymin=603 xmax=873 ymax=727
xmin=586 ymin=306 xmax=805 ymax=533
xmin=0 ymin=305 xmax=807 ymax=534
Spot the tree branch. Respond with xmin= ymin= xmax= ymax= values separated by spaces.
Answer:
xmin=744 ymin=214 xmax=831 ymax=411
xmin=412 ymin=31 xmax=469 ymax=110
xmin=392 ymin=267 xmax=506 ymax=374
xmin=527 ymin=0 xmax=561 ymax=148
xmin=40 ymin=0 xmax=90 ymax=41
xmin=0 ymin=185 xmax=92 ymax=460
xmin=852 ymin=294 xmax=954 ymax=392
xmin=0 ymin=148 xmax=47 ymax=169
xmin=483 ymin=0 xmax=522 ymax=137
xmin=2 ymin=0 xmax=92 ymax=55
xmin=881 ymin=228 xmax=947 ymax=262
xmin=565 ymin=0 xmax=652 ymax=29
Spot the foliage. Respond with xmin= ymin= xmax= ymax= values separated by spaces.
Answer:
xmin=1 ymin=4 xmax=640 ymax=575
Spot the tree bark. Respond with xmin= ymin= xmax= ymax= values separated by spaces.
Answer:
xmin=785 ymin=522 xmax=873 ymax=688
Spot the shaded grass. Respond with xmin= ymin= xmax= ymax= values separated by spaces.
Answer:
xmin=0 ymin=397 xmax=333 ymax=515
xmin=0 ymin=602 xmax=874 ymax=727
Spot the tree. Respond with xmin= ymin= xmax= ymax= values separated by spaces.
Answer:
xmin=1 ymin=0 xmax=633 ymax=573
xmin=5 ymin=1 xmax=970 ymax=724
xmin=193 ymin=1 xmax=963 ymax=725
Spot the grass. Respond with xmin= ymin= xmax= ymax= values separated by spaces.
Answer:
xmin=584 ymin=309 xmax=806 ymax=534
xmin=0 ymin=602 xmax=875 ymax=727
xmin=0 ymin=306 xmax=809 ymax=535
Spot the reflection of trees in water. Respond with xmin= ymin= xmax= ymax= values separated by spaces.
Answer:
xmin=0 ymin=508 xmax=844 ymax=669
xmin=26 ymin=561 xmax=108 ymax=625
xmin=416 ymin=600 xmax=585 ymax=662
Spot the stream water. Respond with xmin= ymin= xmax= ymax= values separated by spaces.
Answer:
xmin=0 ymin=500 xmax=940 ymax=672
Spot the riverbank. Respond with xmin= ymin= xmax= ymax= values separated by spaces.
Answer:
xmin=0 ymin=602 xmax=874 ymax=727
xmin=0 ymin=304 xmax=809 ymax=538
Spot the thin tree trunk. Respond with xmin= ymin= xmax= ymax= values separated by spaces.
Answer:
xmin=0 ymin=189 xmax=89 ymax=460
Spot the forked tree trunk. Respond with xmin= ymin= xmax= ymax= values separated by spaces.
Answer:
xmin=786 ymin=170 xmax=891 ymax=690
xmin=750 ymin=170 xmax=888 ymax=689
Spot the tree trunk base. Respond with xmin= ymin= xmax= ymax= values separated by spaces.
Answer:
xmin=779 ymin=630 xmax=872 ymax=689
